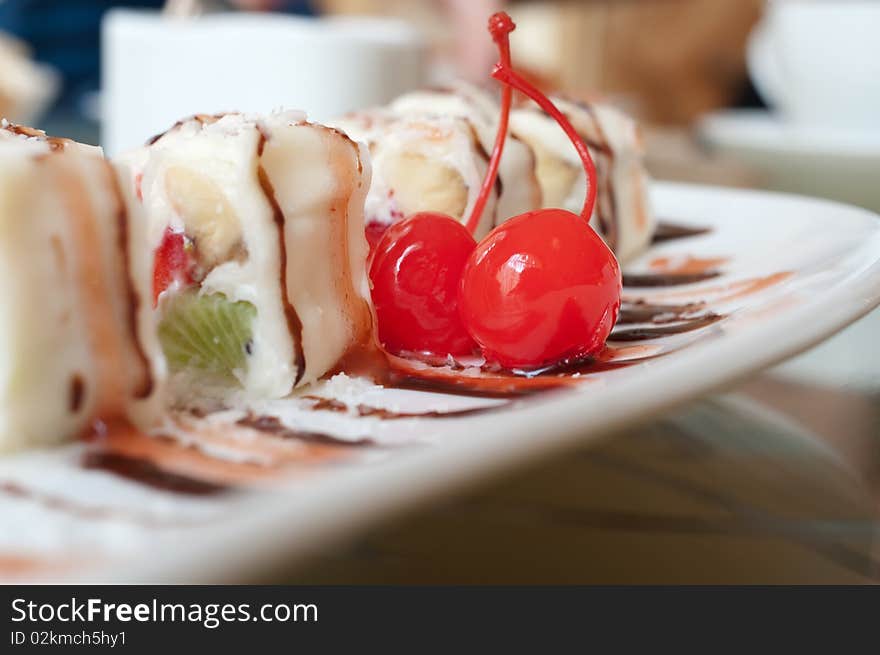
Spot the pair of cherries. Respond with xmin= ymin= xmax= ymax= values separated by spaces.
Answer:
xmin=370 ymin=12 xmax=621 ymax=370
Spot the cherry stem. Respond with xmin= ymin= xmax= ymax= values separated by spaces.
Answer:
xmin=464 ymin=12 xmax=515 ymax=236
xmin=491 ymin=65 xmax=597 ymax=222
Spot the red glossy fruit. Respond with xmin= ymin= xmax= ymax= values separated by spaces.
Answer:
xmin=364 ymin=220 xmax=389 ymax=254
xmin=369 ymin=11 xmax=623 ymax=369
xmin=460 ymin=208 xmax=621 ymax=369
xmin=369 ymin=212 xmax=478 ymax=356
xmin=152 ymin=227 xmax=193 ymax=307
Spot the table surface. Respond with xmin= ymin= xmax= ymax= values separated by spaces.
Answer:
xmin=280 ymin=310 xmax=880 ymax=584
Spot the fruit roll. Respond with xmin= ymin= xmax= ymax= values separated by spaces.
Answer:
xmin=115 ymin=112 xmax=373 ymax=404
xmin=329 ymin=110 xmax=499 ymax=245
xmin=0 ymin=123 xmax=157 ymax=452
xmin=389 ymin=83 xmax=542 ymax=221
xmin=509 ymin=98 xmax=655 ymax=264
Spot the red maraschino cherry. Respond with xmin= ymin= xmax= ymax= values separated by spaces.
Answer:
xmin=368 ymin=13 xmax=516 ymax=357
xmin=459 ymin=208 xmax=620 ymax=368
xmin=369 ymin=212 xmax=477 ymax=355
xmin=458 ymin=13 xmax=622 ymax=369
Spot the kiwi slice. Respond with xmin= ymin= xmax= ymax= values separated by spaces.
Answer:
xmin=158 ymin=289 xmax=257 ymax=383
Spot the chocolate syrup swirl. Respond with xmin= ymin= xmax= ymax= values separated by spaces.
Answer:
xmin=303 ymin=395 xmax=507 ymax=420
xmin=610 ymin=313 xmax=723 ymax=341
xmin=386 ymin=375 xmax=553 ymax=399
xmin=468 ymin=121 xmax=504 ymax=216
xmin=69 ymin=375 xmax=85 ymax=413
xmin=1 ymin=123 xmax=68 ymax=152
xmin=651 ymin=222 xmax=711 ymax=244
xmin=577 ymin=103 xmax=618 ymax=252
xmin=109 ymin=167 xmax=154 ymax=399
xmin=236 ymin=414 xmax=374 ymax=447
xmin=618 ymin=300 xmax=707 ymax=325
xmin=82 ymin=452 xmax=229 ymax=496
xmin=256 ymin=130 xmax=307 ymax=386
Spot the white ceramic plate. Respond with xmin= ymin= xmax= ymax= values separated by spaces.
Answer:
xmin=3 ymin=182 xmax=880 ymax=583
xmin=698 ymin=109 xmax=880 ymax=213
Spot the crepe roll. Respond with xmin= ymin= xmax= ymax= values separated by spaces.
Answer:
xmin=329 ymin=110 xmax=498 ymax=244
xmin=510 ymin=98 xmax=655 ymax=264
xmin=115 ymin=112 xmax=373 ymax=404
xmin=390 ymin=83 xmax=542 ymax=220
xmin=0 ymin=122 xmax=158 ymax=452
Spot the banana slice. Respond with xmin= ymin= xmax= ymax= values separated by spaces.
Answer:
xmin=383 ymin=151 xmax=469 ymax=220
xmin=329 ymin=111 xmax=497 ymax=239
xmin=164 ymin=165 xmax=245 ymax=269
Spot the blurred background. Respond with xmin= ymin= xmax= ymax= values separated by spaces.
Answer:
xmin=2 ymin=0 xmax=876 ymax=209
xmin=1 ymin=0 xmax=877 ymax=582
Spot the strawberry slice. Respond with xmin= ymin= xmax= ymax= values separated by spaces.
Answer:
xmin=152 ymin=228 xmax=194 ymax=307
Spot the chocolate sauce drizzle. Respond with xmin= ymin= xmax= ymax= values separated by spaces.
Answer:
xmin=468 ymin=121 xmax=505 ymax=217
xmin=618 ymin=300 xmax=707 ymax=325
xmin=386 ymin=375 xmax=550 ymax=399
xmin=236 ymin=414 xmax=374 ymax=447
xmin=610 ymin=313 xmax=723 ymax=342
xmin=529 ymin=354 xmax=645 ymax=378
xmin=577 ymin=102 xmax=618 ymax=251
xmin=82 ymin=452 xmax=229 ymax=496
xmin=303 ymin=395 xmax=507 ymax=420
xmin=2 ymin=123 xmax=68 ymax=152
xmin=651 ymin=222 xmax=712 ymax=244
xmin=109 ymin=166 xmax=154 ymax=399
xmin=255 ymin=130 xmax=307 ymax=386
xmin=625 ymin=223 xmax=719 ymax=286
xmin=69 ymin=375 xmax=85 ymax=413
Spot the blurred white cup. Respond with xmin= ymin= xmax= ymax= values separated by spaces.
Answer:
xmin=747 ymin=0 xmax=880 ymax=129
xmin=101 ymin=10 xmax=426 ymax=156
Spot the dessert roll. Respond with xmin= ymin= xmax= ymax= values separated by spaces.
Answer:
xmin=329 ymin=110 xmax=499 ymax=243
xmin=389 ymin=83 xmax=542 ymax=220
xmin=0 ymin=123 xmax=157 ymax=452
xmin=115 ymin=112 xmax=373 ymax=404
xmin=510 ymin=99 xmax=655 ymax=264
